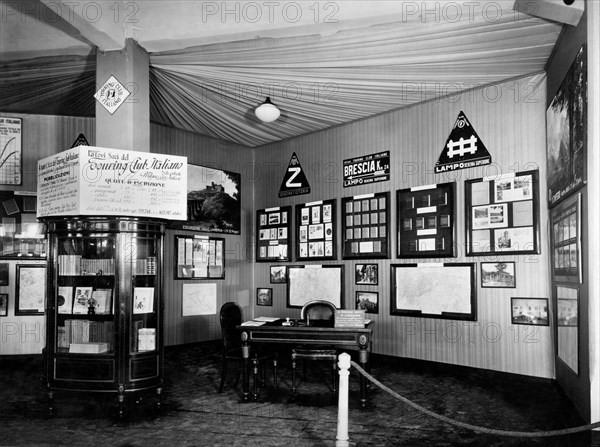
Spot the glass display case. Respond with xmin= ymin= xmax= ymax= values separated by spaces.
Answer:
xmin=42 ymin=217 xmax=164 ymax=417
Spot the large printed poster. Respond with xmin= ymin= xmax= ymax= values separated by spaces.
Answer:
xmin=171 ymin=164 xmax=241 ymax=234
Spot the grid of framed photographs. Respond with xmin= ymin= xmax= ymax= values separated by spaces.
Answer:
xmin=550 ymin=193 xmax=582 ymax=284
xmin=397 ymin=182 xmax=455 ymax=258
xmin=175 ymin=235 xmax=225 ymax=279
xmin=465 ymin=170 xmax=539 ymax=256
xmin=295 ymin=200 xmax=336 ymax=261
xmin=341 ymin=192 xmax=390 ymax=259
xmin=256 ymin=206 xmax=291 ymax=262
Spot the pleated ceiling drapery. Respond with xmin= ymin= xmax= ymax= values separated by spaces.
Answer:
xmin=148 ymin=5 xmax=561 ymax=147
xmin=0 ymin=4 xmax=561 ymax=147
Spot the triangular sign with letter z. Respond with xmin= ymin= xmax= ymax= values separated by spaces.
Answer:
xmin=279 ymin=152 xmax=310 ymax=198
xmin=435 ymin=111 xmax=491 ymax=173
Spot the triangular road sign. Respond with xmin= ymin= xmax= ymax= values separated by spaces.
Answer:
xmin=71 ymin=133 xmax=89 ymax=147
xmin=279 ymin=152 xmax=310 ymax=198
xmin=435 ymin=111 xmax=491 ymax=173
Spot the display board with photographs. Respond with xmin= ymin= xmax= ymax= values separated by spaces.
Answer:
xmin=341 ymin=192 xmax=390 ymax=259
xmin=295 ymin=200 xmax=336 ymax=261
xmin=465 ymin=170 xmax=539 ymax=256
xmin=556 ymin=285 xmax=579 ymax=374
xmin=175 ymin=235 xmax=225 ymax=279
xmin=391 ymin=263 xmax=476 ymax=321
xmin=550 ymin=193 xmax=582 ymax=284
xmin=397 ymin=182 xmax=455 ymax=258
xmin=257 ymin=206 xmax=291 ymax=262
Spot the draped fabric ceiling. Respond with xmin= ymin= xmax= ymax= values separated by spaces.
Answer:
xmin=0 ymin=1 xmax=562 ymax=147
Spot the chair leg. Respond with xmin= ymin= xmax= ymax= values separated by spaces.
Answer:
xmin=332 ymin=358 xmax=337 ymax=394
xmin=291 ymin=354 xmax=297 ymax=394
xmin=252 ymin=355 xmax=259 ymax=400
xmin=273 ymin=355 xmax=278 ymax=389
xmin=218 ymin=355 xmax=227 ymax=393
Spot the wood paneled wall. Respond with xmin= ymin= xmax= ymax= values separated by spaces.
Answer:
xmin=252 ymin=74 xmax=554 ymax=378
xmin=0 ymin=113 xmax=95 ymax=355
xmin=150 ymin=123 xmax=254 ymax=346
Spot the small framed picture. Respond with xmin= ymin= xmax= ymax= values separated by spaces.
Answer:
xmin=0 ymin=262 xmax=8 ymax=286
xmin=270 ymin=265 xmax=287 ymax=284
xmin=257 ymin=288 xmax=273 ymax=306
xmin=355 ymin=264 xmax=378 ymax=285
xmin=356 ymin=291 xmax=378 ymax=314
xmin=0 ymin=293 xmax=8 ymax=316
xmin=481 ymin=262 xmax=516 ymax=288
xmin=511 ymin=297 xmax=549 ymax=326
xmin=15 ymin=264 xmax=46 ymax=315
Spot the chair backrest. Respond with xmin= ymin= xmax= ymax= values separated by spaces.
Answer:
xmin=219 ymin=302 xmax=242 ymax=350
xmin=301 ymin=300 xmax=337 ymax=326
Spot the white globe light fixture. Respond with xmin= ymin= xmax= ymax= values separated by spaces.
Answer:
xmin=255 ymin=97 xmax=281 ymax=123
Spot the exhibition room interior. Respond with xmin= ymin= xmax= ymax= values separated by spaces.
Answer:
xmin=0 ymin=0 xmax=598 ymax=445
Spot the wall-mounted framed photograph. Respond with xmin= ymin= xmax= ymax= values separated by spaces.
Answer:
xmin=270 ymin=265 xmax=287 ymax=284
xmin=0 ymin=293 xmax=8 ymax=316
xmin=15 ymin=264 xmax=46 ymax=315
xmin=510 ymin=297 xmax=549 ymax=326
xmin=397 ymin=182 xmax=456 ymax=258
xmin=355 ymin=264 xmax=378 ymax=285
xmin=356 ymin=291 xmax=378 ymax=314
xmin=175 ymin=235 xmax=225 ymax=279
xmin=480 ymin=262 xmax=516 ymax=288
xmin=257 ymin=287 xmax=273 ymax=306
xmin=465 ymin=170 xmax=540 ymax=256
xmin=0 ymin=262 xmax=8 ymax=285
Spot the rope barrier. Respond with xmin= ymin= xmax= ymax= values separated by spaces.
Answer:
xmin=350 ymin=360 xmax=600 ymax=438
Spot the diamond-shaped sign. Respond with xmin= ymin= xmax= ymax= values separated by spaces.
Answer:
xmin=94 ymin=75 xmax=130 ymax=115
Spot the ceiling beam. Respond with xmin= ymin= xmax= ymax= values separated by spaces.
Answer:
xmin=39 ymin=0 xmax=123 ymax=52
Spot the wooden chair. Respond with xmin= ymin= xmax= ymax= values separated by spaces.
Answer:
xmin=218 ymin=302 xmax=277 ymax=397
xmin=291 ymin=300 xmax=338 ymax=394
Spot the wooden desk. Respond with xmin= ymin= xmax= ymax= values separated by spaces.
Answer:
xmin=238 ymin=321 xmax=374 ymax=408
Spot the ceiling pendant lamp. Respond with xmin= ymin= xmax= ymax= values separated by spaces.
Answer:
xmin=255 ymin=97 xmax=280 ymax=123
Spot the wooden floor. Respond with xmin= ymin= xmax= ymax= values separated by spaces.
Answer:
xmin=0 ymin=341 xmax=594 ymax=446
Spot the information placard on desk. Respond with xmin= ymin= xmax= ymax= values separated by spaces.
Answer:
xmin=335 ymin=309 xmax=366 ymax=328
xmin=37 ymin=146 xmax=187 ymax=220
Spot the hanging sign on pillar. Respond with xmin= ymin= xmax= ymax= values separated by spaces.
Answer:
xmin=435 ymin=111 xmax=491 ymax=173
xmin=94 ymin=75 xmax=130 ymax=115
xmin=279 ymin=152 xmax=310 ymax=198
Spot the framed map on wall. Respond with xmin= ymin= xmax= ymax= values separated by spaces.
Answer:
xmin=391 ymin=263 xmax=476 ymax=321
xmin=287 ymin=265 xmax=344 ymax=308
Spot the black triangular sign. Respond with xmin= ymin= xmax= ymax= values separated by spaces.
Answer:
xmin=71 ymin=133 xmax=90 ymax=148
xmin=279 ymin=152 xmax=310 ymax=198
xmin=435 ymin=111 xmax=491 ymax=173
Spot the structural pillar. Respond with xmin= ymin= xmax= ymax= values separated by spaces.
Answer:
xmin=95 ymin=38 xmax=150 ymax=152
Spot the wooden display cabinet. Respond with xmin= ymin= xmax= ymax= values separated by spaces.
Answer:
xmin=42 ymin=217 xmax=164 ymax=417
